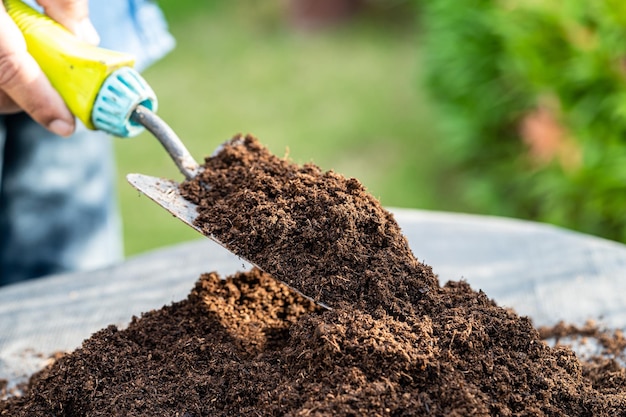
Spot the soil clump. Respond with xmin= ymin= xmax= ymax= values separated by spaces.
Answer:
xmin=2 ymin=135 xmax=625 ymax=416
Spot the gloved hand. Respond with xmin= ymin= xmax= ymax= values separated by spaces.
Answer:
xmin=0 ymin=0 xmax=99 ymax=137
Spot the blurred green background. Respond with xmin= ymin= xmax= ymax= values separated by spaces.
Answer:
xmin=419 ymin=0 xmax=626 ymax=244
xmin=116 ymin=0 xmax=460 ymax=256
xmin=116 ymin=0 xmax=626 ymax=257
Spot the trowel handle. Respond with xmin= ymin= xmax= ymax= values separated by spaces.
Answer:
xmin=4 ymin=0 xmax=156 ymax=137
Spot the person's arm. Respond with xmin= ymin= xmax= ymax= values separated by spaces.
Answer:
xmin=0 ymin=0 xmax=98 ymax=137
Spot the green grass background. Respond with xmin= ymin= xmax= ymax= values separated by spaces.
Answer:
xmin=115 ymin=1 xmax=461 ymax=256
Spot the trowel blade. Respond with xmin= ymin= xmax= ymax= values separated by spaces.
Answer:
xmin=126 ymin=173 xmax=203 ymax=235
xmin=126 ymin=172 xmax=331 ymax=310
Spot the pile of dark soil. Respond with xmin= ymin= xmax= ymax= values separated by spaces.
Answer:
xmin=2 ymin=135 xmax=625 ymax=416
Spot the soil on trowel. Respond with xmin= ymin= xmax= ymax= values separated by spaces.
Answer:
xmin=181 ymin=135 xmax=434 ymax=314
xmin=2 ymin=135 xmax=625 ymax=416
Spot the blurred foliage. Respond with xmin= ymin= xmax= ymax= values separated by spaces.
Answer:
xmin=421 ymin=0 xmax=626 ymax=241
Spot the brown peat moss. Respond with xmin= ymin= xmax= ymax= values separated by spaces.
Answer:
xmin=2 ymin=135 xmax=625 ymax=416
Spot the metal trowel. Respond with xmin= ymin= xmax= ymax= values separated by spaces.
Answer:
xmin=127 ymin=107 xmax=330 ymax=309
xmin=126 ymin=142 xmax=331 ymax=310
xmin=125 ymin=130 xmax=333 ymax=310
xmin=9 ymin=0 xmax=329 ymax=308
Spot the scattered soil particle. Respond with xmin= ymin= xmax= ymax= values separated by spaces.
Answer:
xmin=539 ymin=320 xmax=626 ymax=359
xmin=1 ymin=134 xmax=625 ymax=416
